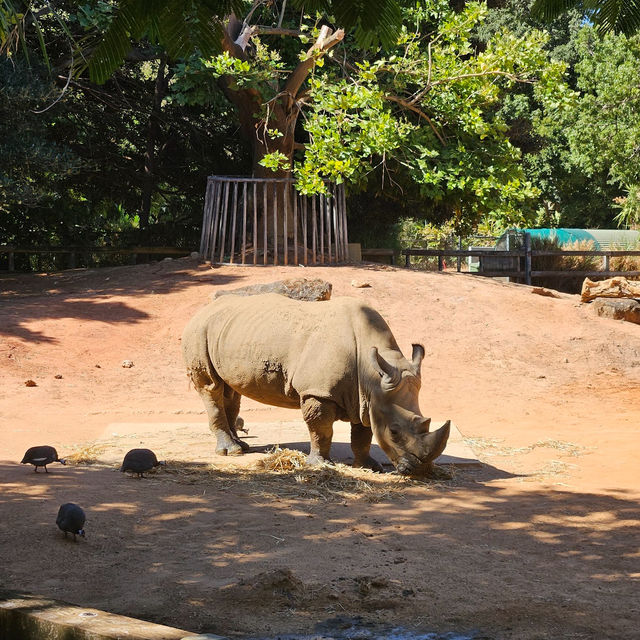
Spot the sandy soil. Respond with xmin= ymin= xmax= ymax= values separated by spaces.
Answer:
xmin=1 ymin=257 xmax=639 ymax=640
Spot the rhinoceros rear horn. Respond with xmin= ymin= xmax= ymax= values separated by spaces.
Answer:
xmin=421 ymin=420 xmax=451 ymax=463
xmin=411 ymin=344 xmax=425 ymax=374
xmin=370 ymin=347 xmax=402 ymax=389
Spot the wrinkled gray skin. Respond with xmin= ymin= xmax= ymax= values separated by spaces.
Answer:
xmin=182 ymin=294 xmax=450 ymax=475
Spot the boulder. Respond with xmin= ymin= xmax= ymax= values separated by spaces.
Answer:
xmin=211 ymin=278 xmax=332 ymax=302
xmin=591 ymin=297 xmax=640 ymax=324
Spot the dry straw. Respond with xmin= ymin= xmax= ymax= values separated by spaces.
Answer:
xmin=64 ymin=443 xmax=107 ymax=465
xmin=161 ymin=447 xmax=456 ymax=502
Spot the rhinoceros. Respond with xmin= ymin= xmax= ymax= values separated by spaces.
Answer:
xmin=181 ymin=293 xmax=450 ymax=475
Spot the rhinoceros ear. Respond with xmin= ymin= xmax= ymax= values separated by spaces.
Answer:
xmin=411 ymin=344 xmax=425 ymax=375
xmin=370 ymin=347 xmax=402 ymax=389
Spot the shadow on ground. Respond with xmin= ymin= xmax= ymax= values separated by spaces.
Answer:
xmin=0 ymin=460 xmax=637 ymax=640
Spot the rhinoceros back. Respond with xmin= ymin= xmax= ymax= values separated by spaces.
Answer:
xmin=182 ymin=294 xmax=398 ymax=419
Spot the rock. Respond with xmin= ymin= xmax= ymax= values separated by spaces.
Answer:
xmin=581 ymin=276 xmax=640 ymax=302
xmin=351 ymin=280 xmax=371 ymax=288
xmin=163 ymin=257 xmax=173 ymax=261
xmin=591 ymin=297 xmax=640 ymax=324
xmin=121 ymin=360 xmax=134 ymax=368
xmin=531 ymin=286 xmax=560 ymax=298
xmin=54 ymin=374 xmax=63 ymax=379
xmin=24 ymin=380 xmax=37 ymax=387
xmin=190 ymin=251 xmax=200 ymax=259
xmin=212 ymin=278 xmax=332 ymax=302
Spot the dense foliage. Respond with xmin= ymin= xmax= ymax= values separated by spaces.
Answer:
xmin=2 ymin=0 xmax=640 ymax=266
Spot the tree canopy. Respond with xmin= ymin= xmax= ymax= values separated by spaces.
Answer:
xmin=2 ymin=0 xmax=640 ymax=265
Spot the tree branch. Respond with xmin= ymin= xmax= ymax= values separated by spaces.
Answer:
xmin=386 ymin=95 xmax=447 ymax=146
xmin=282 ymin=25 xmax=344 ymax=99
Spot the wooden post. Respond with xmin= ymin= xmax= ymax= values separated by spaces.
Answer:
xmin=524 ymin=232 xmax=532 ymax=286
xmin=283 ymin=182 xmax=288 ymax=266
xmin=241 ymin=181 xmax=247 ymax=265
xmin=8 ymin=250 xmax=14 ymax=271
xmin=293 ymin=188 xmax=298 ymax=266
xmin=209 ymin=181 xmax=222 ymax=262
xmin=219 ymin=181 xmax=230 ymax=263
xmin=319 ymin=195 xmax=325 ymax=264
xmin=312 ymin=196 xmax=317 ymax=265
xmin=229 ymin=180 xmax=238 ymax=264
xmin=405 ymin=251 xmax=410 ymax=268
xmin=457 ymin=236 xmax=462 ymax=272
xmin=200 ymin=179 xmax=214 ymax=257
xmin=341 ymin=184 xmax=348 ymax=260
xmin=272 ymin=181 xmax=278 ymax=266
xmin=302 ymin=197 xmax=308 ymax=266
xmin=253 ymin=182 xmax=258 ymax=265
xmin=331 ymin=188 xmax=340 ymax=262
xmin=438 ymin=254 xmax=444 ymax=271
xmin=263 ymin=182 xmax=268 ymax=266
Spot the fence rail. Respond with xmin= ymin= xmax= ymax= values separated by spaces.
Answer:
xmin=0 ymin=246 xmax=191 ymax=272
xmin=402 ymin=233 xmax=640 ymax=285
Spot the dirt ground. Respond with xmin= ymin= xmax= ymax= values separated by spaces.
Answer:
xmin=1 ymin=257 xmax=639 ymax=640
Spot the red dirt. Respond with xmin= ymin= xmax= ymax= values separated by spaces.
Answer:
xmin=1 ymin=257 xmax=639 ymax=639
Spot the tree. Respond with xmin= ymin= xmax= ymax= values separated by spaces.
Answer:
xmin=561 ymin=28 xmax=640 ymax=226
xmin=531 ymin=0 xmax=640 ymax=35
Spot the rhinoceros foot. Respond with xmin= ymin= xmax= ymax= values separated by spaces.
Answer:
xmin=216 ymin=443 xmax=245 ymax=456
xmin=353 ymin=456 xmax=384 ymax=473
xmin=306 ymin=452 xmax=333 ymax=467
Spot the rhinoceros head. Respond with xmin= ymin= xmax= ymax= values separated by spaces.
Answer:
xmin=368 ymin=344 xmax=450 ymax=476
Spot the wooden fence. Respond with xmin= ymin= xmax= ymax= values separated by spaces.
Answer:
xmin=402 ymin=233 xmax=640 ymax=284
xmin=0 ymin=246 xmax=191 ymax=272
xmin=200 ymin=176 xmax=348 ymax=266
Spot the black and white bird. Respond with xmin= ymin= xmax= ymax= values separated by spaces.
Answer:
xmin=21 ymin=445 xmax=66 ymax=472
xmin=56 ymin=503 xmax=86 ymax=541
xmin=119 ymin=448 xmax=164 ymax=478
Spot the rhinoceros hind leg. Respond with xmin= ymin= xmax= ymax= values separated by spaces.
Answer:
xmin=193 ymin=376 xmax=244 ymax=456
xmin=301 ymin=396 xmax=337 ymax=465
xmin=350 ymin=423 xmax=384 ymax=472
xmin=224 ymin=387 xmax=250 ymax=452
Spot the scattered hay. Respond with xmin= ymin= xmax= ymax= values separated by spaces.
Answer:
xmin=64 ymin=443 xmax=107 ymax=465
xmin=161 ymin=447 xmax=457 ymax=503
xmin=255 ymin=446 xmax=307 ymax=471
xmin=465 ymin=437 xmax=589 ymax=458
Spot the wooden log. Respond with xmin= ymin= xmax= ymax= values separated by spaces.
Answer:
xmin=581 ymin=276 xmax=640 ymax=302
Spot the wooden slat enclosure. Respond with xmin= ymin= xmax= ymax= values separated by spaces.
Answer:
xmin=200 ymin=176 xmax=348 ymax=266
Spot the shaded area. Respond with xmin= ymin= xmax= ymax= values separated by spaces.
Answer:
xmin=0 ymin=259 xmax=245 ymax=342
xmin=0 ymin=462 xmax=637 ymax=640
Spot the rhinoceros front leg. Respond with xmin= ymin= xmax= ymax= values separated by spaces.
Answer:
xmin=351 ymin=422 xmax=384 ymax=472
xmin=300 ymin=397 xmax=337 ymax=465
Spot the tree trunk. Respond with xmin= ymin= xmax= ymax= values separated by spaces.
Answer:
xmin=140 ymin=55 xmax=171 ymax=229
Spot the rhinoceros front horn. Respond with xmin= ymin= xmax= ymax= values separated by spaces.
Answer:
xmin=421 ymin=420 xmax=451 ymax=463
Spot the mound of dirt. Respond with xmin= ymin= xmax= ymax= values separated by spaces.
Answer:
xmin=1 ymin=257 xmax=639 ymax=640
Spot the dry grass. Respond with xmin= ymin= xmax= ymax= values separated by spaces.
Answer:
xmin=64 ymin=443 xmax=108 ymax=465
xmin=160 ymin=447 xmax=457 ymax=503
xmin=465 ymin=437 xmax=589 ymax=458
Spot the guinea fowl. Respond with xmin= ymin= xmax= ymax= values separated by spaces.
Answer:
xmin=119 ymin=448 xmax=164 ymax=478
xmin=21 ymin=445 xmax=66 ymax=472
xmin=56 ymin=503 xmax=86 ymax=541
